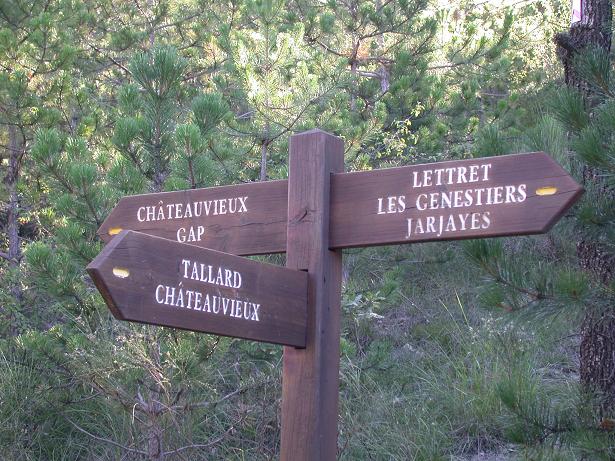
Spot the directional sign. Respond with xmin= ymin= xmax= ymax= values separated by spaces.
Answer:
xmin=87 ymin=230 xmax=308 ymax=347
xmin=88 ymin=130 xmax=586 ymax=461
xmin=98 ymin=152 xmax=583 ymax=253
xmin=329 ymin=151 xmax=584 ymax=248
xmin=98 ymin=180 xmax=289 ymax=256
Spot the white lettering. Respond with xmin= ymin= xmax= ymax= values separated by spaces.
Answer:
xmin=155 ymin=285 xmax=164 ymax=303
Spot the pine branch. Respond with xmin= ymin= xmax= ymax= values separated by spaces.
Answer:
xmin=492 ymin=271 xmax=550 ymax=301
xmin=172 ymin=387 xmax=243 ymax=412
xmin=86 ymin=43 xmax=131 ymax=76
xmin=161 ymin=425 xmax=234 ymax=456
xmin=0 ymin=250 xmax=23 ymax=263
xmin=66 ymin=418 xmax=148 ymax=455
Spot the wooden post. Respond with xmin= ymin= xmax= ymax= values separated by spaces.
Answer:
xmin=281 ymin=129 xmax=344 ymax=460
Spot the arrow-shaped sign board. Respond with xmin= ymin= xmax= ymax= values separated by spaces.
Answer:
xmin=98 ymin=180 xmax=289 ymax=256
xmin=97 ymin=152 xmax=582 ymax=254
xmin=87 ymin=231 xmax=308 ymax=347
xmin=329 ymin=151 xmax=583 ymax=248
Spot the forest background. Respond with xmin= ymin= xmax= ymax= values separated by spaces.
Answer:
xmin=1 ymin=0 xmax=614 ymax=459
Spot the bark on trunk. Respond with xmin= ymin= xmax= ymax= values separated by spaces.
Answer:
xmin=580 ymin=309 xmax=615 ymax=416
xmin=146 ymin=334 xmax=165 ymax=460
xmin=350 ymin=59 xmax=357 ymax=111
xmin=4 ymin=126 xmax=23 ymax=306
xmin=146 ymin=399 xmax=164 ymax=460
xmin=375 ymin=0 xmax=390 ymax=94
xmin=379 ymin=64 xmax=390 ymax=93
xmin=260 ymin=140 xmax=268 ymax=182
xmin=148 ymin=0 xmax=155 ymax=48
xmin=555 ymin=0 xmax=615 ymax=413
xmin=6 ymin=126 xmax=21 ymax=266
xmin=555 ymin=0 xmax=612 ymax=96
xmin=152 ymin=171 xmax=166 ymax=193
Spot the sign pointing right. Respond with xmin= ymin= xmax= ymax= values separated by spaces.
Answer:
xmin=329 ymin=152 xmax=584 ymax=248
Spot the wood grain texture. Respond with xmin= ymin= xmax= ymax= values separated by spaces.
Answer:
xmin=87 ymin=230 xmax=308 ymax=347
xmin=98 ymin=153 xmax=582 ymax=254
xmin=98 ymin=180 xmax=288 ymax=256
xmin=330 ymin=152 xmax=583 ymax=248
xmin=280 ymin=129 xmax=344 ymax=461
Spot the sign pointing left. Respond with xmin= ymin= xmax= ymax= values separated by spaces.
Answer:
xmin=97 ymin=180 xmax=288 ymax=256
xmin=87 ymin=231 xmax=308 ymax=347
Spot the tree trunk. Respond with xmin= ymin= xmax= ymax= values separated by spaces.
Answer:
xmin=555 ymin=0 xmax=615 ymax=413
xmin=350 ymin=59 xmax=358 ymax=111
xmin=580 ymin=309 xmax=615 ymax=416
xmin=148 ymin=0 xmax=156 ymax=48
xmin=6 ymin=126 xmax=21 ymax=266
xmin=147 ymin=409 xmax=164 ymax=461
xmin=4 ymin=126 xmax=23 ymax=308
xmin=555 ymin=0 xmax=612 ymax=95
xmin=260 ymin=140 xmax=268 ymax=182
xmin=145 ymin=334 xmax=165 ymax=460
xmin=375 ymin=0 xmax=390 ymax=94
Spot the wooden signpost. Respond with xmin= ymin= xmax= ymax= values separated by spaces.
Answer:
xmin=87 ymin=230 xmax=308 ymax=347
xmin=89 ymin=129 xmax=583 ymax=460
xmin=98 ymin=153 xmax=582 ymax=253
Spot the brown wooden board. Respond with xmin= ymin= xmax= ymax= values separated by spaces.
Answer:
xmin=87 ymin=230 xmax=308 ymax=347
xmin=97 ymin=180 xmax=288 ymax=256
xmin=330 ymin=152 xmax=583 ymax=248
xmin=281 ymin=130 xmax=344 ymax=460
xmin=97 ymin=152 xmax=583 ymax=254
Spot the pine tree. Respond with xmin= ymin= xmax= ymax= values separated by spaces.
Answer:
xmin=0 ymin=0 xmax=89 ymax=331
xmin=23 ymin=46 xmax=252 ymax=459
xmin=553 ymin=54 xmax=615 ymax=413
xmin=464 ymin=7 xmax=615 ymax=454
xmin=553 ymin=0 xmax=615 ymax=415
xmin=218 ymin=0 xmax=341 ymax=181
xmin=5 ymin=1 xmax=610 ymax=458
xmin=290 ymin=0 xmax=438 ymax=165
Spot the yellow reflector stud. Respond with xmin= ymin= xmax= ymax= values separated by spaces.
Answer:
xmin=536 ymin=186 xmax=557 ymax=196
xmin=112 ymin=267 xmax=130 ymax=279
xmin=108 ymin=227 xmax=123 ymax=236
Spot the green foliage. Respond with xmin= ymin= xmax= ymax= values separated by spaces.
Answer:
xmin=113 ymin=46 xmax=230 ymax=190
xmin=337 ymin=240 xmax=590 ymax=460
xmin=497 ymin=371 xmax=615 ymax=460
xmin=472 ymin=123 xmax=512 ymax=157
xmin=465 ymin=237 xmax=589 ymax=319
xmin=574 ymin=47 xmax=613 ymax=99
xmin=524 ymin=115 xmax=568 ymax=166
xmin=192 ymin=93 xmax=230 ymax=136
xmin=130 ymin=46 xmax=187 ymax=100
xmin=464 ymin=26 xmax=615 ymax=460
xmin=2 ymin=0 xmax=609 ymax=459
xmin=549 ymin=87 xmax=589 ymax=133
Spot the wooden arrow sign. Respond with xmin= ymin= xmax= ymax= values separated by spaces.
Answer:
xmin=97 ymin=180 xmax=289 ymax=256
xmin=97 ymin=152 xmax=582 ymax=254
xmin=329 ymin=151 xmax=584 ymax=248
xmin=87 ymin=230 xmax=308 ymax=347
